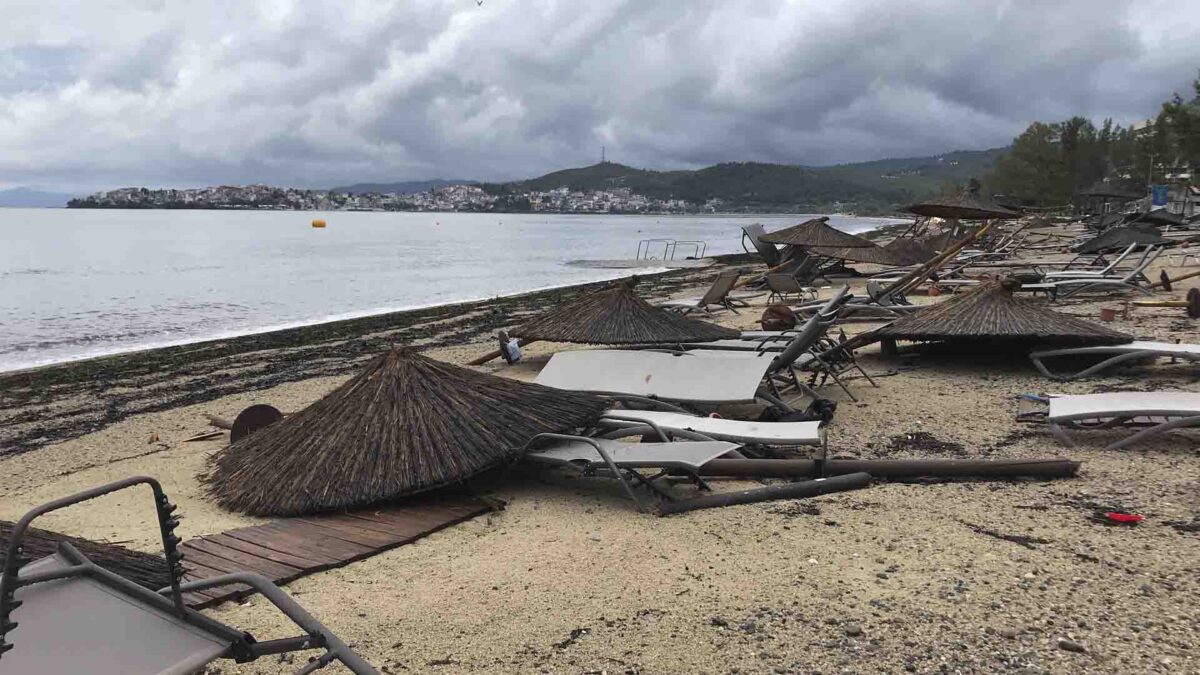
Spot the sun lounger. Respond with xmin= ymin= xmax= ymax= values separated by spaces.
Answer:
xmin=535 ymin=348 xmax=789 ymax=411
xmin=522 ymin=433 xmax=740 ymax=511
xmin=1040 ymin=243 xmax=1139 ymax=279
xmin=659 ymin=269 xmax=760 ymax=314
xmin=1029 ymin=340 xmax=1200 ymax=380
xmin=0 ymin=477 xmax=377 ymax=674
xmin=741 ymin=223 xmax=782 ymax=266
xmin=596 ymin=409 xmax=824 ymax=446
xmin=1021 ymin=392 xmax=1200 ymax=450
xmin=1018 ymin=246 xmax=1163 ymax=299
xmin=765 ymin=274 xmax=817 ymax=303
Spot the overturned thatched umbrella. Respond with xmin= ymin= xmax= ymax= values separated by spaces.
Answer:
xmin=203 ymin=348 xmax=607 ymax=516
xmin=511 ymin=281 xmax=737 ymax=344
xmin=875 ymin=279 xmax=1132 ymax=348
xmin=1126 ymin=210 xmax=1186 ymax=228
xmin=1074 ymin=226 xmax=1169 ymax=254
xmin=883 ymin=237 xmax=940 ymax=265
xmin=759 ymin=217 xmax=874 ymax=248
xmin=905 ymin=192 xmax=1019 ymax=220
xmin=807 ymin=242 xmax=910 ymax=266
xmin=1 ymin=520 xmax=169 ymax=591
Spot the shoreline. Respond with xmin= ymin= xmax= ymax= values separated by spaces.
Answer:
xmin=0 ymin=258 xmax=749 ymax=456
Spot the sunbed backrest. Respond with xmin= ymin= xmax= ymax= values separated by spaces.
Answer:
xmin=698 ymin=270 xmax=740 ymax=304
xmin=767 ymin=285 xmax=850 ymax=373
xmin=741 ymin=224 xmax=781 ymax=266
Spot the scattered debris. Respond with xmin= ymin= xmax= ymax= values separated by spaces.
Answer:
xmin=555 ymin=628 xmax=590 ymax=649
xmin=958 ymin=520 xmax=1051 ymax=550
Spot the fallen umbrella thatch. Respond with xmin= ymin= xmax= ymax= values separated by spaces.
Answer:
xmin=759 ymin=217 xmax=875 ymax=248
xmin=906 ymin=192 xmax=1020 ymax=221
xmin=1074 ymin=226 xmax=1169 ymax=254
xmin=203 ymin=348 xmax=608 ymax=516
xmin=876 ymin=279 xmax=1133 ymax=346
xmin=882 ymin=237 xmax=940 ymax=265
xmin=1 ymin=520 xmax=170 ymax=591
xmin=807 ymin=242 xmax=911 ymax=266
xmin=511 ymin=280 xmax=737 ymax=344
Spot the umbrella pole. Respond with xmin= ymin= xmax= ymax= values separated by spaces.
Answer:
xmin=880 ymin=221 xmax=994 ymax=298
xmin=1149 ymin=268 xmax=1200 ymax=290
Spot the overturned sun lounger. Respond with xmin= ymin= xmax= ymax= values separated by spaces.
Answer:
xmin=1020 ymin=392 xmax=1200 ymax=450
xmin=0 ymin=476 xmax=378 ymax=674
xmin=596 ymin=409 xmax=824 ymax=447
xmin=1029 ymin=340 xmax=1200 ymax=380
xmin=522 ymin=433 xmax=740 ymax=511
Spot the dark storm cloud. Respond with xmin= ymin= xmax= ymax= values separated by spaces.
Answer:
xmin=1 ymin=0 xmax=1198 ymax=191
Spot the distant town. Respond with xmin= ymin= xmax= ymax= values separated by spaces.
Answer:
xmin=68 ymin=183 xmax=723 ymax=214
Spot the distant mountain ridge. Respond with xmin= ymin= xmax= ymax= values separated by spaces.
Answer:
xmin=0 ymin=187 xmax=78 ymax=208
xmin=484 ymin=148 xmax=1007 ymax=212
xmin=330 ymin=179 xmax=477 ymax=194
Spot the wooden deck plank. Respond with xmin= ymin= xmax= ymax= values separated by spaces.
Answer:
xmin=182 ymin=540 xmax=303 ymax=580
xmin=202 ymin=533 xmax=332 ymax=569
xmin=180 ymin=496 xmax=498 ymax=609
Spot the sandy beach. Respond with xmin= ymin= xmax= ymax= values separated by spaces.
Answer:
xmin=2 ymin=235 xmax=1198 ymax=675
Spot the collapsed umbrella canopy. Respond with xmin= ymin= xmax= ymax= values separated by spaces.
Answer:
xmin=882 ymin=237 xmax=940 ymax=265
xmin=876 ymin=279 xmax=1133 ymax=346
xmin=1126 ymin=209 xmax=1186 ymax=228
xmin=758 ymin=217 xmax=875 ymax=248
xmin=512 ymin=280 xmax=738 ymax=344
xmin=203 ymin=348 xmax=608 ymax=516
xmin=905 ymin=192 xmax=1020 ymax=221
xmin=1073 ymin=226 xmax=1169 ymax=254
xmin=807 ymin=242 xmax=910 ymax=266
xmin=1078 ymin=182 xmax=1142 ymax=201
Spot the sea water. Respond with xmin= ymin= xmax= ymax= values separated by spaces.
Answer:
xmin=0 ymin=209 xmax=900 ymax=372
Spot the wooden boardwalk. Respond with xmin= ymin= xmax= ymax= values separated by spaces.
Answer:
xmin=178 ymin=495 xmax=497 ymax=608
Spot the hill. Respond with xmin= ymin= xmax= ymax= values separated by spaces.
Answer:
xmin=0 ymin=187 xmax=77 ymax=208
xmin=484 ymin=148 xmax=1007 ymax=213
xmin=330 ymin=179 xmax=476 ymax=195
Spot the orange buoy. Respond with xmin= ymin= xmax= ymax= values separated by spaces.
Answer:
xmin=311 ymin=219 xmax=326 ymax=228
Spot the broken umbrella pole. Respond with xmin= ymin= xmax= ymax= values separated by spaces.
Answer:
xmin=657 ymin=472 xmax=872 ymax=516
xmin=1125 ymin=288 xmax=1200 ymax=318
xmin=1151 ymin=269 xmax=1200 ymax=292
xmin=879 ymin=221 xmax=994 ymax=299
xmin=696 ymin=457 xmax=1080 ymax=480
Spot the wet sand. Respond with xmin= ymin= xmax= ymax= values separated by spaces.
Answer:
xmin=1 ymin=236 xmax=1198 ymax=674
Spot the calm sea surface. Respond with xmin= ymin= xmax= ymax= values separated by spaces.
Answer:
xmin=0 ymin=209 xmax=901 ymax=372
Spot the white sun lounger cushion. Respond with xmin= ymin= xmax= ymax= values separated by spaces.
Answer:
xmin=527 ymin=438 xmax=739 ymax=470
xmin=1047 ymin=392 xmax=1200 ymax=421
xmin=599 ymin=410 xmax=823 ymax=445
xmin=535 ymin=349 xmax=771 ymax=403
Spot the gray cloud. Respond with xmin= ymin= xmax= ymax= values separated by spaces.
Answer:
xmin=1 ymin=0 xmax=1198 ymax=191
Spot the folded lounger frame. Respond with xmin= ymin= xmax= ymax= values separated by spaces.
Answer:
xmin=1029 ymin=340 xmax=1200 ymax=380
xmin=0 ymin=476 xmax=377 ymax=675
xmin=522 ymin=434 xmax=741 ymax=512
xmin=1023 ymin=392 xmax=1200 ymax=450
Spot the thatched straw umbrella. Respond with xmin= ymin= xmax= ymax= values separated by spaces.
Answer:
xmin=905 ymin=193 xmax=1019 ymax=220
xmin=882 ymin=237 xmax=939 ymax=265
xmin=807 ymin=242 xmax=910 ymax=266
xmin=511 ymin=281 xmax=737 ymax=344
xmin=759 ymin=217 xmax=874 ymax=248
xmin=1 ymin=520 xmax=169 ymax=591
xmin=1073 ymin=226 xmax=1168 ymax=254
xmin=876 ymin=279 xmax=1132 ymax=348
xmin=203 ymin=348 xmax=607 ymax=516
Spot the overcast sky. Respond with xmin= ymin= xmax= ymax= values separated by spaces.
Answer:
xmin=2 ymin=0 xmax=1199 ymax=191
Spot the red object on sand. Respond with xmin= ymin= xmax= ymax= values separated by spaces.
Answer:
xmin=1104 ymin=512 xmax=1144 ymax=524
